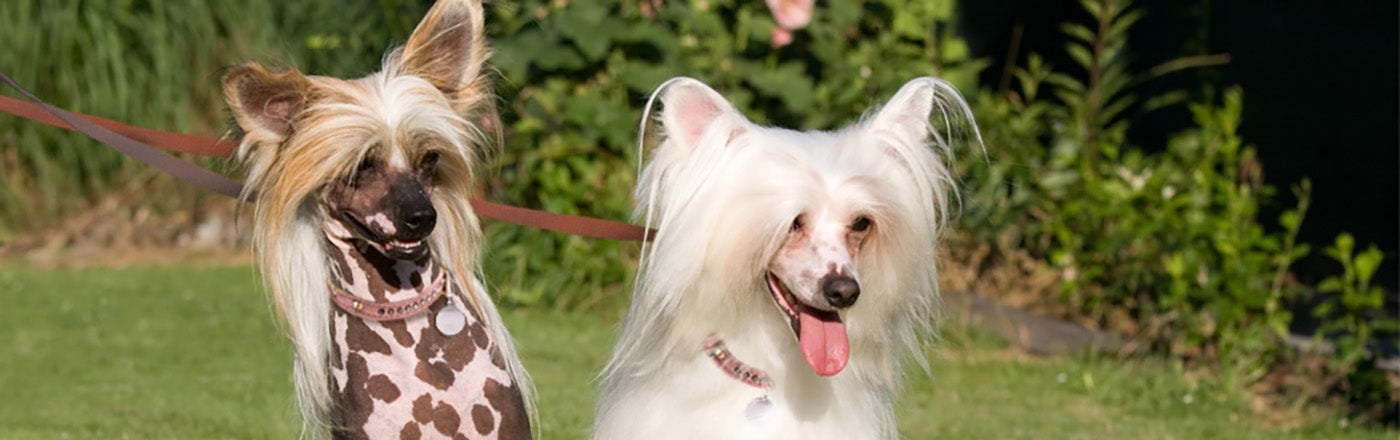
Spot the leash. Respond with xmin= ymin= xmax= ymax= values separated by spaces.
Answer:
xmin=0 ymin=71 xmax=653 ymax=241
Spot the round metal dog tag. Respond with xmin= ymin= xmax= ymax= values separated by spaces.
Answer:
xmin=435 ymin=303 xmax=466 ymax=337
xmin=744 ymin=395 xmax=774 ymax=425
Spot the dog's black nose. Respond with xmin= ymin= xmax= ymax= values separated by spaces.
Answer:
xmin=391 ymin=174 xmax=437 ymax=237
xmin=821 ymin=273 xmax=860 ymax=309
xmin=402 ymin=206 xmax=436 ymax=236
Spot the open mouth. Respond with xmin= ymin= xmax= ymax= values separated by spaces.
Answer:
xmin=384 ymin=239 xmax=425 ymax=253
xmin=766 ymin=272 xmax=850 ymax=377
xmin=339 ymin=210 xmax=430 ymax=259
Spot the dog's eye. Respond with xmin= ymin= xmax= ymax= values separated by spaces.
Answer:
xmin=420 ymin=152 xmax=439 ymax=169
xmin=851 ymin=216 xmax=872 ymax=232
xmin=790 ymin=215 xmax=804 ymax=232
xmin=419 ymin=152 xmax=440 ymax=177
xmin=356 ymin=157 xmax=377 ymax=174
xmin=346 ymin=157 xmax=377 ymax=186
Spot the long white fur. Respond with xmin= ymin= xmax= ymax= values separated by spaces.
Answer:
xmin=596 ymin=77 xmax=978 ymax=439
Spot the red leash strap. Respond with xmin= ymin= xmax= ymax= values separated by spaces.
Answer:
xmin=0 ymin=72 xmax=244 ymax=198
xmin=0 ymin=95 xmax=239 ymax=157
xmin=0 ymin=71 xmax=653 ymax=241
xmin=470 ymin=199 xmax=654 ymax=242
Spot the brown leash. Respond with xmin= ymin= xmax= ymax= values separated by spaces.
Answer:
xmin=0 ymin=71 xmax=653 ymax=242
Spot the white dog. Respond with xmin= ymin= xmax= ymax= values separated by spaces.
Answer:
xmin=594 ymin=77 xmax=977 ymax=439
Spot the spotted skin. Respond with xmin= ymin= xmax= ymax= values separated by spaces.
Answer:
xmin=324 ymin=217 xmax=528 ymax=439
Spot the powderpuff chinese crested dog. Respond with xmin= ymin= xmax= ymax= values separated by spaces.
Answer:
xmin=594 ymin=77 xmax=977 ymax=439
xmin=223 ymin=0 xmax=531 ymax=437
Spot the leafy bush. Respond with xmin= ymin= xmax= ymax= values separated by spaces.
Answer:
xmin=480 ymin=0 xmax=983 ymax=308
xmin=959 ymin=0 xmax=1394 ymax=418
xmin=1312 ymin=234 xmax=1399 ymax=421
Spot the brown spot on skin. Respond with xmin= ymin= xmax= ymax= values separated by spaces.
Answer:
xmin=484 ymin=378 xmax=531 ymax=439
xmin=400 ymin=422 xmax=422 ymax=440
xmin=443 ymin=339 xmax=474 ymax=369
xmin=330 ymin=353 xmax=375 ymax=439
xmin=431 ymin=401 xmax=462 ymax=436
xmin=412 ymin=394 xmax=435 ymax=424
xmin=344 ymin=314 xmax=392 ymax=355
xmin=417 ymin=299 xmax=475 ymax=368
xmin=366 ymin=374 xmax=401 ymax=403
xmin=329 ymin=312 xmax=344 ymax=370
xmin=413 ymin=321 xmax=472 ymax=390
xmin=490 ymin=347 xmax=507 ymax=370
xmin=471 ymin=404 xmax=495 ymax=435
xmin=469 ymin=320 xmax=488 ymax=349
xmin=382 ymin=318 xmax=417 ymax=348
xmin=331 ymin=251 xmax=357 ymax=287
xmin=438 ymin=309 xmax=475 ymax=369
xmin=411 ymin=394 xmax=464 ymax=437
xmin=414 ymin=358 xmax=455 ymax=390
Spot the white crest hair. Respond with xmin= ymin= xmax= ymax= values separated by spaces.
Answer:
xmin=597 ymin=77 xmax=979 ymax=438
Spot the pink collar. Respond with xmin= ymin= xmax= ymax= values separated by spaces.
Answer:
xmin=328 ymin=270 xmax=448 ymax=321
xmin=703 ymin=335 xmax=775 ymax=390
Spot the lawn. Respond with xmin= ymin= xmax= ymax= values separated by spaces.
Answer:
xmin=0 ymin=264 xmax=1388 ymax=439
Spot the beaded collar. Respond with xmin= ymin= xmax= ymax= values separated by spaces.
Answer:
xmin=702 ymin=335 xmax=775 ymax=390
xmin=328 ymin=270 xmax=447 ymax=321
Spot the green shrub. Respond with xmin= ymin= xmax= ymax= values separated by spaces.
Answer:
xmin=1312 ymin=234 xmax=1399 ymax=421
xmin=481 ymin=0 xmax=984 ymax=308
xmin=962 ymin=0 xmax=1314 ymax=381
xmin=959 ymin=0 xmax=1394 ymax=416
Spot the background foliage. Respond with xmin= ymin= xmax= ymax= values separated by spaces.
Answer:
xmin=0 ymin=0 xmax=1393 ymax=424
xmin=481 ymin=0 xmax=981 ymax=309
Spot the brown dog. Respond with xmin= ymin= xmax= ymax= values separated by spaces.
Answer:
xmin=223 ymin=0 xmax=532 ymax=438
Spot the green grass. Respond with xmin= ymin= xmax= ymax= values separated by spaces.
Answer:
xmin=0 ymin=265 xmax=1389 ymax=439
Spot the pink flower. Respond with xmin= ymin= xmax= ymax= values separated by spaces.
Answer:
xmin=639 ymin=0 xmax=662 ymax=19
xmin=766 ymin=0 xmax=813 ymax=30
xmin=771 ymin=27 xmax=794 ymax=48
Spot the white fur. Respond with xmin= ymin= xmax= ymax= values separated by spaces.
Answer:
xmin=595 ymin=77 xmax=978 ymax=439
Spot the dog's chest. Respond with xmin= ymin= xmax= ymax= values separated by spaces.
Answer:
xmin=327 ymin=288 xmax=529 ymax=439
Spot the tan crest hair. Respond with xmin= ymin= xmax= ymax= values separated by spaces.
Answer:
xmin=222 ymin=0 xmax=531 ymax=436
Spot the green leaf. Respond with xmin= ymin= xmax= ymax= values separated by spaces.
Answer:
xmin=555 ymin=3 xmax=615 ymax=62
xmin=1106 ymin=10 xmax=1143 ymax=41
xmin=1328 ymin=233 xmax=1355 ymax=262
xmin=825 ymin=0 xmax=862 ymax=25
xmin=1046 ymin=73 xmax=1085 ymax=93
xmin=1060 ymin=23 xmax=1095 ymax=45
xmin=1081 ymin=0 xmax=1104 ymax=19
xmin=1066 ymin=44 xmax=1094 ymax=70
xmin=745 ymin=62 xmax=816 ymax=113
xmin=1354 ymin=246 xmax=1383 ymax=284
xmin=1278 ymin=211 xmax=1301 ymax=231
xmin=1316 ymin=277 xmax=1344 ymax=295
xmin=892 ymin=8 xmax=927 ymax=38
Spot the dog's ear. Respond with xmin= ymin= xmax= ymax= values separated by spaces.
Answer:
xmin=869 ymin=77 xmax=940 ymax=140
xmin=224 ymin=63 xmax=312 ymax=141
xmin=869 ymin=76 xmax=979 ymax=158
xmin=659 ymin=78 xmax=743 ymax=153
xmin=398 ymin=0 xmax=488 ymax=106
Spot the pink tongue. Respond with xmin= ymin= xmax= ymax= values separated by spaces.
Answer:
xmin=798 ymin=307 xmax=849 ymax=376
